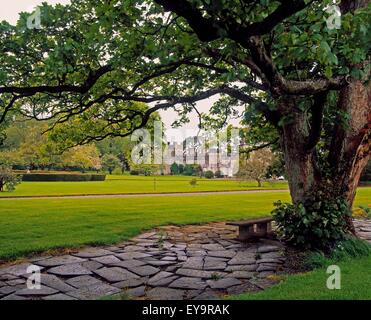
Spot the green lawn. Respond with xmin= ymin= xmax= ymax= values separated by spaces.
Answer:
xmin=0 ymin=175 xmax=288 ymax=197
xmin=0 ymin=188 xmax=369 ymax=261
xmin=230 ymin=255 xmax=371 ymax=300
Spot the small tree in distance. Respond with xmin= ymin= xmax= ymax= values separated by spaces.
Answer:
xmin=189 ymin=178 xmax=197 ymax=187
xmin=0 ymin=165 xmax=21 ymax=192
xmin=102 ymin=154 xmax=121 ymax=175
xmin=237 ymin=149 xmax=275 ymax=187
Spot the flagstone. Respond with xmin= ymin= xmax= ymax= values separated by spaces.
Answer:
xmin=115 ymin=252 xmax=152 ymax=260
xmin=112 ymin=278 xmax=147 ymax=289
xmin=37 ymin=255 xmax=86 ymax=267
xmin=73 ymin=248 xmax=113 ymax=258
xmin=91 ymin=255 xmax=121 ymax=265
xmin=206 ymin=278 xmax=241 ymax=289
xmin=110 ymin=259 xmax=147 ymax=269
xmin=94 ymin=267 xmax=139 ymax=282
xmin=169 ymin=277 xmax=207 ymax=290
xmin=67 ymin=283 xmax=120 ymax=300
xmin=48 ymin=264 xmax=92 ymax=276
xmin=40 ymin=274 xmax=75 ymax=292
xmin=129 ymin=265 xmax=160 ymax=277
xmin=17 ymin=286 xmax=58 ymax=296
xmin=42 ymin=293 xmax=77 ymax=300
xmin=66 ymin=275 xmax=103 ymax=289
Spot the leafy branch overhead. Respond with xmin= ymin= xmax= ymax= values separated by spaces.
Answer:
xmin=0 ymin=1 xmax=369 ymax=141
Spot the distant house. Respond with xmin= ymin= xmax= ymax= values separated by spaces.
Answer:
xmin=164 ymin=136 xmax=237 ymax=177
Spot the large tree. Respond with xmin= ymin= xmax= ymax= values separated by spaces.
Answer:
xmin=0 ymin=0 xmax=369 ymax=246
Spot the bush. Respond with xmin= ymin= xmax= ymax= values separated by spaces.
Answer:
xmin=183 ymin=165 xmax=194 ymax=176
xmin=189 ymin=178 xmax=197 ymax=187
xmin=272 ymin=196 xmax=352 ymax=249
xmin=22 ymin=173 xmax=106 ymax=182
xmin=204 ymin=170 xmax=214 ymax=179
xmin=214 ymin=170 xmax=223 ymax=178
xmin=130 ymin=170 xmax=139 ymax=175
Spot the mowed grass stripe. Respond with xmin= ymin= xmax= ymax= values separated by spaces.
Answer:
xmin=0 ymin=176 xmax=288 ymax=198
xmin=0 ymin=188 xmax=369 ymax=261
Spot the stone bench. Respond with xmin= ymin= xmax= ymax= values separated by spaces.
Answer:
xmin=226 ymin=217 xmax=273 ymax=241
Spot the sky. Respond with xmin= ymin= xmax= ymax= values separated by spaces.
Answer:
xmin=1 ymin=1 xmax=242 ymax=140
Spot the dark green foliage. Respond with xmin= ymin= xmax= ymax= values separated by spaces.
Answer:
xmin=170 ymin=163 xmax=179 ymax=175
xmin=265 ymin=153 xmax=286 ymax=178
xmin=204 ymin=170 xmax=214 ymax=179
xmin=130 ymin=170 xmax=139 ymax=175
xmin=272 ymin=196 xmax=352 ymax=249
xmin=101 ymin=154 xmax=121 ymax=175
xmin=183 ymin=165 xmax=194 ymax=176
xmin=214 ymin=170 xmax=223 ymax=178
xmin=22 ymin=173 xmax=106 ymax=182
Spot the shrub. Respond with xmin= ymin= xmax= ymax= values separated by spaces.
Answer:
xmin=189 ymin=178 xmax=197 ymax=187
xmin=204 ymin=170 xmax=214 ymax=179
xmin=183 ymin=165 xmax=194 ymax=176
xmin=22 ymin=173 xmax=106 ymax=182
xmin=170 ymin=163 xmax=179 ymax=175
xmin=272 ymin=196 xmax=352 ymax=249
xmin=130 ymin=170 xmax=139 ymax=175
xmin=214 ymin=170 xmax=223 ymax=178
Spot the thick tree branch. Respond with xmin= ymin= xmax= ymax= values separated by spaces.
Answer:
xmin=154 ymin=0 xmax=310 ymax=41
xmin=0 ymin=65 xmax=112 ymax=95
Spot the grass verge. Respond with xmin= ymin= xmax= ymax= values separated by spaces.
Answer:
xmin=230 ymin=238 xmax=371 ymax=300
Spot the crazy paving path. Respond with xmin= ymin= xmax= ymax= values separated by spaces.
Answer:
xmin=0 ymin=219 xmax=370 ymax=300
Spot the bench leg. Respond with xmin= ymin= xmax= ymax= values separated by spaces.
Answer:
xmin=256 ymin=223 xmax=268 ymax=236
xmin=267 ymin=221 xmax=273 ymax=234
xmin=238 ymin=225 xmax=255 ymax=241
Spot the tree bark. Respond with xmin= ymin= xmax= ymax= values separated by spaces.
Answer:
xmin=280 ymin=78 xmax=370 ymax=235
xmin=279 ymin=97 xmax=322 ymax=204
xmin=329 ymin=79 xmax=371 ymax=206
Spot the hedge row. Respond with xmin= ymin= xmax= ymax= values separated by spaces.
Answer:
xmin=21 ymin=173 xmax=106 ymax=182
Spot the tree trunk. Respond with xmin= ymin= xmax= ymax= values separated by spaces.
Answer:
xmin=279 ymin=76 xmax=370 ymax=236
xmin=329 ymin=79 xmax=371 ymax=207
xmin=279 ymin=98 xmax=322 ymax=204
xmin=0 ymin=179 xmax=4 ymax=192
